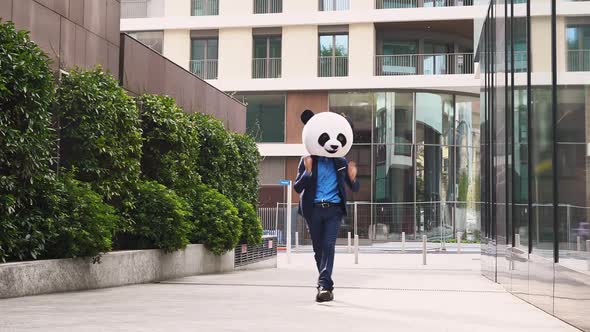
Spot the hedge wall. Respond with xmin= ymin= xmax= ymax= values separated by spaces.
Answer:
xmin=0 ymin=22 xmax=263 ymax=262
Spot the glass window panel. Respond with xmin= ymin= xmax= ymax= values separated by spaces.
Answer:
xmin=207 ymin=39 xmax=218 ymax=59
xmin=191 ymin=39 xmax=206 ymax=60
xmin=557 ymin=86 xmax=590 ymax=270
xmin=334 ymin=35 xmax=349 ymax=56
xmin=416 ymin=93 xmax=454 ymax=145
xmin=269 ymin=37 xmax=282 ymax=58
xmin=374 ymin=92 xmax=413 ymax=145
xmin=382 ymin=40 xmax=418 ymax=55
xmin=319 ymin=35 xmax=334 ymax=56
xmin=241 ymin=94 xmax=285 ymax=143
xmin=253 ymin=37 xmax=267 ymax=58
xmin=329 ymin=93 xmax=373 ymax=144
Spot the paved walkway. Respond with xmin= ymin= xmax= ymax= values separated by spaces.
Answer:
xmin=0 ymin=253 xmax=580 ymax=332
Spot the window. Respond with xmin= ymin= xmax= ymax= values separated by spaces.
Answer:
xmin=566 ymin=25 xmax=590 ymax=71
xmin=319 ymin=0 xmax=349 ymax=11
xmin=121 ymin=0 xmax=165 ymax=18
xmin=241 ymin=94 xmax=286 ymax=143
xmin=318 ymin=34 xmax=349 ymax=77
xmin=252 ymin=35 xmax=282 ymax=79
xmin=191 ymin=0 xmax=219 ymax=16
xmin=254 ymin=0 xmax=282 ymax=13
xmin=127 ymin=31 xmax=164 ymax=54
xmin=377 ymin=40 xmax=418 ymax=75
xmin=190 ymin=38 xmax=218 ymax=80
xmin=423 ymin=42 xmax=451 ymax=75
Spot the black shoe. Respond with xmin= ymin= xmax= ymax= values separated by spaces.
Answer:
xmin=316 ymin=289 xmax=334 ymax=303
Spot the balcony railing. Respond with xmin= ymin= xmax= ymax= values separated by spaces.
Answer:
xmin=252 ymin=58 xmax=282 ymax=79
xmin=567 ymin=50 xmax=590 ymax=72
xmin=254 ymin=0 xmax=283 ymax=13
xmin=319 ymin=56 xmax=349 ymax=77
xmin=191 ymin=0 xmax=219 ymax=16
xmin=375 ymin=53 xmax=474 ymax=76
xmin=319 ymin=0 xmax=350 ymax=11
xmin=376 ymin=0 xmax=473 ymax=8
xmin=121 ymin=0 xmax=148 ymax=18
xmin=189 ymin=59 xmax=218 ymax=80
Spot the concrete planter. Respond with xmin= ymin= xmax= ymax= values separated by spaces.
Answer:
xmin=0 ymin=244 xmax=234 ymax=299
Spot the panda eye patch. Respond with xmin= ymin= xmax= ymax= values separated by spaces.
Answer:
xmin=318 ymin=133 xmax=330 ymax=146
xmin=337 ymin=134 xmax=347 ymax=147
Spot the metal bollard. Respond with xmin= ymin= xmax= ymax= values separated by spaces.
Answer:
xmin=422 ymin=235 xmax=427 ymax=265
xmin=515 ymin=234 xmax=521 ymax=248
xmin=401 ymin=232 xmax=406 ymax=253
xmin=457 ymin=232 xmax=462 ymax=254
xmin=354 ymin=235 xmax=359 ymax=264
xmin=578 ymin=236 xmax=582 ymax=252
xmin=348 ymin=232 xmax=352 ymax=253
xmin=295 ymin=232 xmax=299 ymax=253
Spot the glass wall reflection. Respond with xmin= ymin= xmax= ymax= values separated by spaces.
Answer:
xmin=328 ymin=91 xmax=481 ymax=241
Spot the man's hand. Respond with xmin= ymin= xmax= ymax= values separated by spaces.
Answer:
xmin=348 ymin=161 xmax=358 ymax=182
xmin=304 ymin=156 xmax=313 ymax=174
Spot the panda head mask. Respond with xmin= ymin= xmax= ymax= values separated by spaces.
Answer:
xmin=301 ymin=109 xmax=354 ymax=158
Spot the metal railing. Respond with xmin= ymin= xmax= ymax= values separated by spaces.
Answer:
xmin=252 ymin=58 xmax=282 ymax=79
xmin=375 ymin=53 xmax=474 ymax=76
xmin=261 ymin=201 xmax=482 ymax=247
xmin=121 ymin=0 xmax=148 ymax=18
xmin=567 ymin=50 xmax=590 ymax=72
xmin=191 ymin=0 xmax=219 ymax=16
xmin=189 ymin=59 xmax=218 ymax=80
xmin=319 ymin=0 xmax=350 ymax=11
xmin=376 ymin=0 xmax=473 ymax=8
xmin=254 ymin=0 xmax=283 ymax=13
xmin=318 ymin=56 xmax=349 ymax=77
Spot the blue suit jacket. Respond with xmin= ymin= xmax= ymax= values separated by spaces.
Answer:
xmin=294 ymin=156 xmax=360 ymax=220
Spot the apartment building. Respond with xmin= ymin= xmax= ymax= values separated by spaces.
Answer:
xmin=121 ymin=0 xmax=483 ymax=242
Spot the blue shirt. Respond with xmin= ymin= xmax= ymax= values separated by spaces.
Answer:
xmin=314 ymin=157 xmax=341 ymax=203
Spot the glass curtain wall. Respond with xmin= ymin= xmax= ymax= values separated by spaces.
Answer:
xmin=329 ymin=91 xmax=480 ymax=242
xmin=480 ymin=0 xmax=590 ymax=329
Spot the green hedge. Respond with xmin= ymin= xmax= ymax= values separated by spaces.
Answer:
xmin=189 ymin=113 xmax=241 ymax=202
xmin=138 ymin=95 xmax=201 ymax=192
xmin=57 ymin=68 xmax=142 ymax=211
xmin=45 ymin=174 xmax=118 ymax=261
xmin=0 ymin=22 xmax=263 ymax=262
xmin=188 ymin=184 xmax=242 ymax=256
xmin=126 ymin=181 xmax=192 ymax=253
xmin=0 ymin=22 xmax=57 ymax=262
xmin=237 ymin=200 xmax=263 ymax=246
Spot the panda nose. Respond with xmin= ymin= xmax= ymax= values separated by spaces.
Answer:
xmin=330 ymin=145 xmax=339 ymax=150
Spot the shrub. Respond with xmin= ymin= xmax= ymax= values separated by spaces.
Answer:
xmin=56 ymin=67 xmax=142 ymax=211
xmin=126 ymin=181 xmax=192 ymax=253
xmin=231 ymin=133 xmax=261 ymax=207
xmin=0 ymin=22 xmax=57 ymax=262
xmin=237 ymin=200 xmax=263 ymax=246
xmin=45 ymin=174 xmax=118 ymax=261
xmin=189 ymin=113 xmax=240 ymax=202
xmin=138 ymin=94 xmax=200 ymax=192
xmin=188 ymin=184 xmax=241 ymax=255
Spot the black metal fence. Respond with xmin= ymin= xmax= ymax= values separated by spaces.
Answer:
xmin=234 ymin=236 xmax=277 ymax=268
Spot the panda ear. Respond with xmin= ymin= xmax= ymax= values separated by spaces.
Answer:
xmin=301 ymin=109 xmax=315 ymax=124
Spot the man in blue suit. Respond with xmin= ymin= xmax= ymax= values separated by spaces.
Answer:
xmin=294 ymin=155 xmax=359 ymax=302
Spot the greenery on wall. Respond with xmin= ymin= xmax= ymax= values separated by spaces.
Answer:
xmin=0 ymin=22 xmax=57 ymax=262
xmin=0 ymin=22 xmax=263 ymax=263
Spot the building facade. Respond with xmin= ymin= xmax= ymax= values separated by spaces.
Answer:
xmin=121 ymin=0 xmax=483 ymax=242
xmin=476 ymin=0 xmax=590 ymax=330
